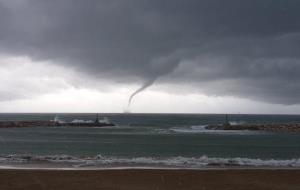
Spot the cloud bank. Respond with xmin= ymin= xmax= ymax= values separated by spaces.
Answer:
xmin=0 ymin=0 xmax=300 ymax=104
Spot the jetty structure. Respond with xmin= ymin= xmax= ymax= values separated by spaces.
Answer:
xmin=0 ymin=114 xmax=115 ymax=128
xmin=205 ymin=114 xmax=300 ymax=133
xmin=60 ymin=114 xmax=115 ymax=127
xmin=223 ymin=114 xmax=231 ymax=127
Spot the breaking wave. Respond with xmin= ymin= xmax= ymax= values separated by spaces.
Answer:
xmin=169 ymin=125 xmax=207 ymax=133
xmin=1 ymin=154 xmax=299 ymax=168
xmin=71 ymin=119 xmax=94 ymax=123
xmin=169 ymin=125 xmax=260 ymax=135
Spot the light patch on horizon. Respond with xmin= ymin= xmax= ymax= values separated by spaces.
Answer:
xmin=0 ymin=55 xmax=118 ymax=101
xmin=0 ymin=55 xmax=71 ymax=101
xmin=1 ymin=86 xmax=300 ymax=114
xmin=0 ymin=55 xmax=299 ymax=114
xmin=129 ymin=91 xmax=300 ymax=114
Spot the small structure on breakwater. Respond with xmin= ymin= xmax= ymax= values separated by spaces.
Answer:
xmin=223 ymin=114 xmax=231 ymax=127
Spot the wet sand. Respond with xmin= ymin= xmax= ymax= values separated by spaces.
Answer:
xmin=0 ymin=168 xmax=299 ymax=190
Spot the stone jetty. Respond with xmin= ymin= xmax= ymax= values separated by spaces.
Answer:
xmin=0 ymin=120 xmax=115 ymax=128
xmin=206 ymin=123 xmax=300 ymax=133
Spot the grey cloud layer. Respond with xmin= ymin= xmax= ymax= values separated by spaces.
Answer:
xmin=0 ymin=0 xmax=300 ymax=104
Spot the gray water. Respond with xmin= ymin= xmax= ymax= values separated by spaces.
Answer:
xmin=0 ymin=113 xmax=300 ymax=168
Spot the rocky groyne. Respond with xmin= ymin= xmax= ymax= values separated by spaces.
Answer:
xmin=0 ymin=120 xmax=115 ymax=128
xmin=206 ymin=123 xmax=300 ymax=133
xmin=0 ymin=121 xmax=58 ymax=128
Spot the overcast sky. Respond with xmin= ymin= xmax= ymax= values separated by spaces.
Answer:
xmin=0 ymin=0 xmax=300 ymax=113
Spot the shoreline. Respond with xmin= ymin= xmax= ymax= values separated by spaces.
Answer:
xmin=1 ymin=165 xmax=300 ymax=170
xmin=0 ymin=168 xmax=299 ymax=190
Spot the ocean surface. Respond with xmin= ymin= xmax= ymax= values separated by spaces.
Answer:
xmin=0 ymin=113 xmax=300 ymax=169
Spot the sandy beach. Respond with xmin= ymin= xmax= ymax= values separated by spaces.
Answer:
xmin=0 ymin=168 xmax=299 ymax=190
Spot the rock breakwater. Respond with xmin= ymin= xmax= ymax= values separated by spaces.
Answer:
xmin=206 ymin=123 xmax=300 ymax=133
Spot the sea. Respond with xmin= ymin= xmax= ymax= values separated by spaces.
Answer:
xmin=0 ymin=113 xmax=300 ymax=169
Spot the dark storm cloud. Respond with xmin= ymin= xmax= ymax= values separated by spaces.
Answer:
xmin=0 ymin=0 xmax=300 ymax=104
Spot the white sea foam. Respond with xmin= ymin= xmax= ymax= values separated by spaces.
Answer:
xmin=71 ymin=119 xmax=93 ymax=123
xmin=230 ymin=121 xmax=246 ymax=125
xmin=169 ymin=125 xmax=207 ymax=133
xmin=169 ymin=125 xmax=259 ymax=135
xmin=0 ymin=154 xmax=299 ymax=168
